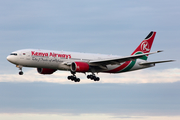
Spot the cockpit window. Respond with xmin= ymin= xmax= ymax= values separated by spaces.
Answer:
xmin=10 ymin=53 xmax=17 ymax=56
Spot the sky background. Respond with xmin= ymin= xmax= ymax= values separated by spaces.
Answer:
xmin=0 ymin=0 xmax=180 ymax=120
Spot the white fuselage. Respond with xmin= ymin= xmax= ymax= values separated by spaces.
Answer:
xmin=7 ymin=49 xmax=152 ymax=73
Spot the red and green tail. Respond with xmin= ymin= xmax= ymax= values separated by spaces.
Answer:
xmin=108 ymin=31 xmax=156 ymax=73
xmin=131 ymin=31 xmax=156 ymax=60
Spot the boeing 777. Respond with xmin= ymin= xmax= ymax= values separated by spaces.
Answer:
xmin=7 ymin=31 xmax=174 ymax=82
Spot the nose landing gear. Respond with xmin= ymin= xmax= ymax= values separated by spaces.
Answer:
xmin=16 ymin=65 xmax=23 ymax=75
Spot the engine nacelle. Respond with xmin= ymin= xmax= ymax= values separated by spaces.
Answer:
xmin=37 ymin=68 xmax=57 ymax=74
xmin=71 ymin=62 xmax=89 ymax=72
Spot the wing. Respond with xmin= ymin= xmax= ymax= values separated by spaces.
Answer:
xmin=89 ymin=50 xmax=163 ymax=67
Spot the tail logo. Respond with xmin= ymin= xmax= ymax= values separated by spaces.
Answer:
xmin=141 ymin=41 xmax=150 ymax=52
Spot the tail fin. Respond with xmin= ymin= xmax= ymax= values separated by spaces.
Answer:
xmin=131 ymin=31 xmax=156 ymax=60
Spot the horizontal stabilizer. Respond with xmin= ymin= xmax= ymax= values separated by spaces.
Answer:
xmin=139 ymin=60 xmax=175 ymax=65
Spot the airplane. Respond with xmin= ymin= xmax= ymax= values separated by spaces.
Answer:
xmin=7 ymin=31 xmax=174 ymax=82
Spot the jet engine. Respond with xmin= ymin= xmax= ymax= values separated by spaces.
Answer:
xmin=37 ymin=68 xmax=57 ymax=74
xmin=71 ymin=62 xmax=89 ymax=72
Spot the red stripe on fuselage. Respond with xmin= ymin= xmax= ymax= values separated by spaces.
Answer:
xmin=107 ymin=61 xmax=131 ymax=73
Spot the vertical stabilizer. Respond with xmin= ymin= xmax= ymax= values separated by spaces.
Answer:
xmin=131 ymin=31 xmax=156 ymax=60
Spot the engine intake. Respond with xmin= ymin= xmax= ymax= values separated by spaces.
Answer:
xmin=71 ymin=62 xmax=89 ymax=72
xmin=37 ymin=68 xmax=57 ymax=74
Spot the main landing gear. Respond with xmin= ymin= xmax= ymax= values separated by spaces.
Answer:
xmin=67 ymin=71 xmax=80 ymax=82
xmin=87 ymin=74 xmax=100 ymax=81
xmin=67 ymin=75 xmax=80 ymax=82
xmin=67 ymin=71 xmax=100 ymax=82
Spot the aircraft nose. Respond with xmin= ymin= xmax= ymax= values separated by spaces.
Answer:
xmin=7 ymin=55 xmax=11 ymax=62
xmin=7 ymin=55 xmax=16 ymax=64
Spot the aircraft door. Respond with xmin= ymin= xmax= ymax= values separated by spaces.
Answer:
xmin=26 ymin=51 xmax=31 ymax=60
xmin=19 ymin=52 xmax=25 ymax=60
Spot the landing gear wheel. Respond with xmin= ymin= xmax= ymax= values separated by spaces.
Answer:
xmin=90 ymin=75 xmax=95 ymax=80
xmin=67 ymin=76 xmax=72 ymax=80
xmin=19 ymin=71 xmax=23 ymax=75
xmin=71 ymin=76 xmax=76 ymax=81
xmin=74 ymin=78 xmax=80 ymax=82
xmin=87 ymin=74 xmax=100 ymax=81
xmin=95 ymin=77 xmax=100 ymax=81
xmin=67 ymin=75 xmax=80 ymax=82
xmin=87 ymin=75 xmax=91 ymax=79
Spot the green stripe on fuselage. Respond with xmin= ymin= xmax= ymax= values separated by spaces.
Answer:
xmin=116 ymin=52 xmax=147 ymax=73
xmin=118 ymin=60 xmax=136 ymax=73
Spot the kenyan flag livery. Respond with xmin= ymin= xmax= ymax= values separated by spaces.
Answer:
xmin=108 ymin=31 xmax=156 ymax=73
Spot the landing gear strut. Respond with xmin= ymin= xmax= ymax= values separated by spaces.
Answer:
xmin=16 ymin=65 xmax=23 ymax=75
xmin=67 ymin=71 xmax=80 ymax=82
